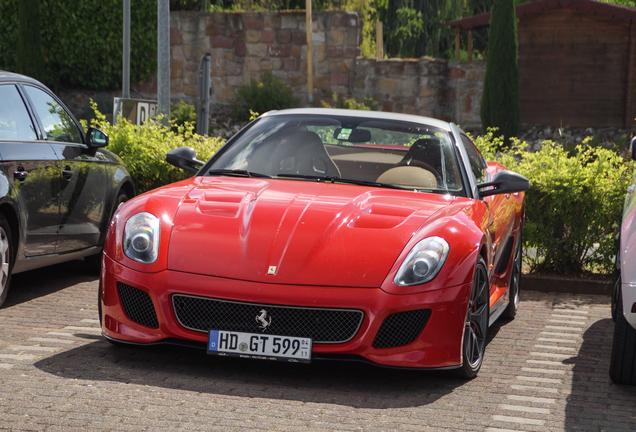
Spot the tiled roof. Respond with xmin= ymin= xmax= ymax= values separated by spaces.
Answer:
xmin=444 ymin=0 xmax=636 ymax=29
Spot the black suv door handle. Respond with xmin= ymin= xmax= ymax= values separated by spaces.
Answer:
xmin=14 ymin=168 xmax=27 ymax=181
xmin=62 ymin=166 xmax=73 ymax=180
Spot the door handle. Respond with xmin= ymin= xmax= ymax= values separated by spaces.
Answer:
xmin=62 ymin=167 xmax=73 ymax=180
xmin=14 ymin=169 xmax=27 ymax=182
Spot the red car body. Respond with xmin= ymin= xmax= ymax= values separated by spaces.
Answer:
xmin=100 ymin=109 xmax=527 ymax=376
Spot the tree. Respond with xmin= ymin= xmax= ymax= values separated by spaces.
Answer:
xmin=480 ymin=0 xmax=520 ymax=145
xmin=16 ymin=0 xmax=44 ymax=81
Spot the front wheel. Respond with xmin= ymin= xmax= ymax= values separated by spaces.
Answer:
xmin=85 ymin=191 xmax=129 ymax=274
xmin=453 ymin=256 xmax=489 ymax=379
xmin=610 ymin=288 xmax=636 ymax=384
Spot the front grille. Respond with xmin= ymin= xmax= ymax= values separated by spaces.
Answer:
xmin=172 ymin=294 xmax=364 ymax=344
xmin=372 ymin=309 xmax=431 ymax=349
xmin=117 ymin=283 xmax=159 ymax=329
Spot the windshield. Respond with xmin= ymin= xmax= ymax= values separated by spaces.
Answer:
xmin=207 ymin=114 xmax=465 ymax=195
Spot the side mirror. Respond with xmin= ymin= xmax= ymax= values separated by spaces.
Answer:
xmin=86 ymin=127 xmax=109 ymax=148
xmin=166 ymin=146 xmax=204 ymax=173
xmin=478 ymin=170 xmax=530 ymax=198
xmin=630 ymin=137 xmax=636 ymax=161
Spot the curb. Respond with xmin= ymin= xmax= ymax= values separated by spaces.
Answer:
xmin=521 ymin=274 xmax=612 ymax=296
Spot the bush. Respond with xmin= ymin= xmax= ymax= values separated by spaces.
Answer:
xmin=0 ymin=0 xmax=156 ymax=89
xmin=320 ymin=91 xmax=378 ymax=111
xmin=171 ymin=100 xmax=198 ymax=132
xmin=229 ymin=72 xmax=298 ymax=121
xmin=475 ymin=130 xmax=635 ymax=275
xmin=88 ymin=102 xmax=225 ymax=194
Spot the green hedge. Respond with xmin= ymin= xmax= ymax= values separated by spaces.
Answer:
xmin=88 ymin=102 xmax=225 ymax=194
xmin=0 ymin=0 xmax=156 ymax=89
xmin=474 ymin=131 xmax=634 ymax=275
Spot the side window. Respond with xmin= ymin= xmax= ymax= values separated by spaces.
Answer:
xmin=461 ymin=135 xmax=486 ymax=184
xmin=23 ymin=85 xmax=82 ymax=144
xmin=0 ymin=85 xmax=37 ymax=140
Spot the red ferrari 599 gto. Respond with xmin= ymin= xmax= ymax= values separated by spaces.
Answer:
xmin=100 ymin=108 xmax=529 ymax=378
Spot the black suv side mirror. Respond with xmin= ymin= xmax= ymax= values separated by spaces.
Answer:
xmin=86 ymin=127 xmax=109 ymax=148
xmin=478 ymin=170 xmax=530 ymax=198
xmin=166 ymin=146 xmax=204 ymax=173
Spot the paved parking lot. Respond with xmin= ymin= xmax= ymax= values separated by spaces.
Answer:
xmin=0 ymin=261 xmax=633 ymax=431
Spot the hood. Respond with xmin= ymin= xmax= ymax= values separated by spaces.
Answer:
xmin=166 ymin=177 xmax=454 ymax=287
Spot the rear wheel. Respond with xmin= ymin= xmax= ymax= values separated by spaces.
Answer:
xmin=453 ymin=256 xmax=489 ymax=379
xmin=502 ymin=227 xmax=522 ymax=320
xmin=85 ymin=191 xmax=129 ymax=274
xmin=610 ymin=288 xmax=636 ymax=384
xmin=0 ymin=214 xmax=14 ymax=308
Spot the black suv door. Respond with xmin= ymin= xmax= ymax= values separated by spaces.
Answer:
xmin=22 ymin=85 xmax=109 ymax=253
xmin=0 ymin=83 xmax=60 ymax=256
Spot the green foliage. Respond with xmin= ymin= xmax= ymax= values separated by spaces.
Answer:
xmin=320 ymin=91 xmax=378 ymax=111
xmin=0 ymin=0 xmax=156 ymax=90
xmin=480 ymin=0 xmax=520 ymax=145
xmin=16 ymin=0 xmax=44 ymax=81
xmin=88 ymin=102 xmax=225 ymax=194
xmin=379 ymin=0 xmax=462 ymax=59
xmin=171 ymin=101 xmax=198 ymax=132
xmin=474 ymin=129 xmax=635 ymax=275
xmin=229 ymin=72 xmax=298 ymax=121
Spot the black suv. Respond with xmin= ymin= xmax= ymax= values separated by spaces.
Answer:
xmin=0 ymin=71 xmax=134 ymax=306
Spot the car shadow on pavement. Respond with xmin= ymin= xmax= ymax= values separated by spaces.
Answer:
xmin=32 ymin=334 xmax=488 ymax=409
xmin=4 ymin=259 xmax=97 ymax=308
xmin=562 ymin=318 xmax=636 ymax=431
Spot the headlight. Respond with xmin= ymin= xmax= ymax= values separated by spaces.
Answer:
xmin=394 ymin=237 xmax=450 ymax=286
xmin=123 ymin=212 xmax=160 ymax=264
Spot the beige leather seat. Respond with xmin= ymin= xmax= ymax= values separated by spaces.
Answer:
xmin=376 ymin=165 xmax=437 ymax=189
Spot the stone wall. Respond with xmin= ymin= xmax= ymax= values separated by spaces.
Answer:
xmin=169 ymin=10 xmax=361 ymax=105
xmin=160 ymin=10 xmax=485 ymax=130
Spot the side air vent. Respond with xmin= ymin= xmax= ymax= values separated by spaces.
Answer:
xmin=117 ymin=283 xmax=159 ymax=329
xmin=372 ymin=309 xmax=431 ymax=349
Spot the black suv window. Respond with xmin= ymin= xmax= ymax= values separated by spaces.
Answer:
xmin=23 ymin=85 xmax=82 ymax=143
xmin=0 ymin=85 xmax=37 ymax=141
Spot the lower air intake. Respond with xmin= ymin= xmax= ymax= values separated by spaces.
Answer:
xmin=172 ymin=294 xmax=364 ymax=344
xmin=372 ymin=309 xmax=431 ymax=349
xmin=117 ymin=282 xmax=159 ymax=329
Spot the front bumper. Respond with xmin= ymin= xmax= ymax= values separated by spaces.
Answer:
xmin=100 ymin=255 xmax=472 ymax=369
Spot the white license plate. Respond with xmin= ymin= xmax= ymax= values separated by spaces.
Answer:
xmin=207 ymin=330 xmax=312 ymax=363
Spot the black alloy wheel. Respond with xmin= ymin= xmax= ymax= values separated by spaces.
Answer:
xmin=453 ymin=256 xmax=489 ymax=379
xmin=85 ymin=191 xmax=130 ymax=274
xmin=502 ymin=227 xmax=523 ymax=320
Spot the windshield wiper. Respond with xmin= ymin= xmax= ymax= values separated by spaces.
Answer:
xmin=332 ymin=177 xmax=414 ymax=191
xmin=276 ymin=173 xmax=413 ymax=191
xmin=208 ymin=169 xmax=271 ymax=178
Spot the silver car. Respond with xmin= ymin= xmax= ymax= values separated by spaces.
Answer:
xmin=610 ymin=137 xmax=636 ymax=384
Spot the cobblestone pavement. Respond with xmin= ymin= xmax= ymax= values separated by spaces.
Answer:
xmin=0 ymin=261 xmax=633 ymax=431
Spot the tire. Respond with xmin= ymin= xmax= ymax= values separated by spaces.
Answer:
xmin=0 ymin=214 xmax=14 ymax=308
xmin=85 ymin=191 xmax=129 ymax=274
xmin=502 ymin=227 xmax=523 ymax=320
xmin=453 ymin=256 xmax=489 ymax=379
xmin=610 ymin=288 xmax=636 ymax=384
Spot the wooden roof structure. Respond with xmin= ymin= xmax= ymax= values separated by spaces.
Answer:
xmin=444 ymin=0 xmax=636 ymax=129
xmin=445 ymin=0 xmax=636 ymax=30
